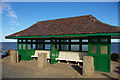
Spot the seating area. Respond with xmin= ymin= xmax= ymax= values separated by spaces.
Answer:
xmin=31 ymin=50 xmax=50 ymax=59
xmin=56 ymin=51 xmax=88 ymax=65
xmin=31 ymin=50 xmax=88 ymax=65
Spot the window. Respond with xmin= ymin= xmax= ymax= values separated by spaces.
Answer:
xmin=23 ymin=40 xmax=26 ymax=42
xmin=57 ymin=44 xmax=59 ymax=50
xmin=82 ymin=39 xmax=88 ymax=42
xmin=28 ymin=44 xmax=31 ymax=49
xmin=52 ymin=39 xmax=55 ymax=42
xmin=82 ymin=45 xmax=88 ymax=51
xmin=33 ymin=40 xmax=36 ymax=42
xmin=101 ymin=38 xmax=108 ymax=42
xmin=101 ymin=46 xmax=108 ymax=54
xmin=28 ymin=40 xmax=31 ymax=42
xmin=91 ymin=45 xmax=97 ymax=53
xmin=61 ymin=39 xmax=69 ymax=42
xmin=37 ymin=44 xmax=43 ymax=49
xmin=23 ymin=44 xmax=26 ymax=49
xmin=33 ymin=44 xmax=36 ymax=49
xmin=71 ymin=39 xmax=79 ymax=42
xmin=45 ymin=44 xmax=50 ymax=50
xmin=61 ymin=44 xmax=69 ymax=51
xmin=45 ymin=40 xmax=50 ymax=42
xmin=91 ymin=38 xmax=97 ymax=42
xmin=57 ymin=40 xmax=59 ymax=42
xmin=37 ymin=40 xmax=43 ymax=43
xmin=19 ymin=40 xmax=22 ymax=42
xmin=19 ymin=44 xmax=21 ymax=49
xmin=71 ymin=44 xmax=80 ymax=51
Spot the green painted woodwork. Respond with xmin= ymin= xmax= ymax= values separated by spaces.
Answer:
xmin=88 ymin=36 xmax=111 ymax=72
xmin=18 ymin=40 xmax=35 ymax=60
xmin=50 ymin=39 xmax=59 ymax=64
xmin=6 ymin=33 xmax=120 ymax=39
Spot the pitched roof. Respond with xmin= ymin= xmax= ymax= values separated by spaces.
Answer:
xmin=6 ymin=15 xmax=120 ymax=38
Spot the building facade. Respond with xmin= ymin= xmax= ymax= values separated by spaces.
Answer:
xmin=5 ymin=15 xmax=120 ymax=72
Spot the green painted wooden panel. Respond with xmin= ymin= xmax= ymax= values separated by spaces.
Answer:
xmin=17 ymin=40 xmax=35 ymax=60
xmin=50 ymin=39 xmax=59 ymax=64
xmin=88 ymin=36 xmax=111 ymax=72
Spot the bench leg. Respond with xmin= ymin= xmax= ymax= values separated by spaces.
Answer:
xmin=58 ymin=61 xmax=60 ymax=63
xmin=47 ymin=60 xmax=49 ymax=62
xmin=67 ymin=61 xmax=69 ymax=64
xmin=34 ymin=58 xmax=36 ymax=60
xmin=78 ymin=62 xmax=80 ymax=65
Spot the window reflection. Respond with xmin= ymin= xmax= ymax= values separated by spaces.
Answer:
xmin=19 ymin=44 xmax=21 ymax=49
xmin=82 ymin=45 xmax=88 ymax=51
xmin=33 ymin=44 xmax=36 ymax=49
xmin=91 ymin=45 xmax=97 ymax=53
xmin=37 ymin=44 xmax=43 ymax=49
xmin=23 ymin=44 xmax=25 ymax=49
xmin=61 ymin=44 xmax=69 ymax=51
xmin=101 ymin=46 xmax=108 ymax=54
xmin=28 ymin=44 xmax=31 ymax=49
xmin=71 ymin=44 xmax=79 ymax=51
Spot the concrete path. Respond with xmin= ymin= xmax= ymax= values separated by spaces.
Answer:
xmin=2 ymin=56 xmax=120 ymax=79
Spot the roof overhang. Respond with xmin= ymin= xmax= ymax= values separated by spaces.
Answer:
xmin=5 ymin=33 xmax=120 ymax=39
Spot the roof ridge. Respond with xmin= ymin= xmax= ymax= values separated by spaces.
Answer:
xmin=37 ymin=14 xmax=92 ymax=23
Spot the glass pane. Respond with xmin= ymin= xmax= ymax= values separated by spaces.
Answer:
xmin=45 ymin=40 xmax=50 ymax=42
xmin=19 ymin=40 xmax=22 ymax=42
xmin=33 ymin=40 xmax=36 ymax=42
xmin=91 ymin=45 xmax=97 ymax=53
xmin=53 ymin=45 xmax=55 ymax=51
xmin=37 ymin=40 xmax=43 ymax=43
xmin=23 ymin=40 xmax=26 ymax=42
xmin=61 ymin=44 xmax=69 ymax=51
xmin=33 ymin=44 xmax=36 ymax=49
xmin=82 ymin=39 xmax=88 ymax=42
xmin=37 ymin=44 xmax=43 ymax=49
xmin=52 ymin=39 xmax=55 ymax=42
xmin=71 ymin=44 xmax=80 ymax=51
xmin=61 ymin=39 xmax=69 ymax=42
xmin=45 ymin=44 xmax=50 ymax=50
xmin=82 ymin=45 xmax=88 ymax=51
xmin=57 ymin=44 xmax=59 ymax=50
xmin=28 ymin=44 xmax=31 ymax=49
xmin=28 ymin=40 xmax=31 ymax=42
xmin=23 ymin=44 xmax=25 ymax=49
xmin=101 ymin=46 xmax=108 ymax=54
xmin=71 ymin=39 xmax=79 ymax=42
xmin=101 ymin=38 xmax=108 ymax=42
xmin=19 ymin=44 xmax=21 ymax=49
xmin=91 ymin=38 xmax=97 ymax=42
xmin=57 ymin=40 xmax=59 ymax=42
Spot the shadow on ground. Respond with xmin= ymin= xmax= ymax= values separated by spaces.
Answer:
xmin=101 ymin=73 xmax=118 ymax=80
xmin=101 ymin=66 xmax=120 ymax=80
xmin=71 ymin=65 xmax=82 ymax=75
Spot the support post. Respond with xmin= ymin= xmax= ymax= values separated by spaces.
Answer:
xmin=38 ymin=53 xmax=47 ymax=68
xmin=10 ymin=50 xmax=18 ymax=64
xmin=83 ymin=56 xmax=94 ymax=76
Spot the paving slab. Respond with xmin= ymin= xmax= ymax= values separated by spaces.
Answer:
xmin=2 ymin=56 xmax=120 ymax=79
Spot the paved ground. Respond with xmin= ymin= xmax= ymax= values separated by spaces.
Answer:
xmin=1 ymin=55 xmax=120 ymax=79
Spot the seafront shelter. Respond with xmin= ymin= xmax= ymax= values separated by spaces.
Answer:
xmin=5 ymin=15 xmax=120 ymax=72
